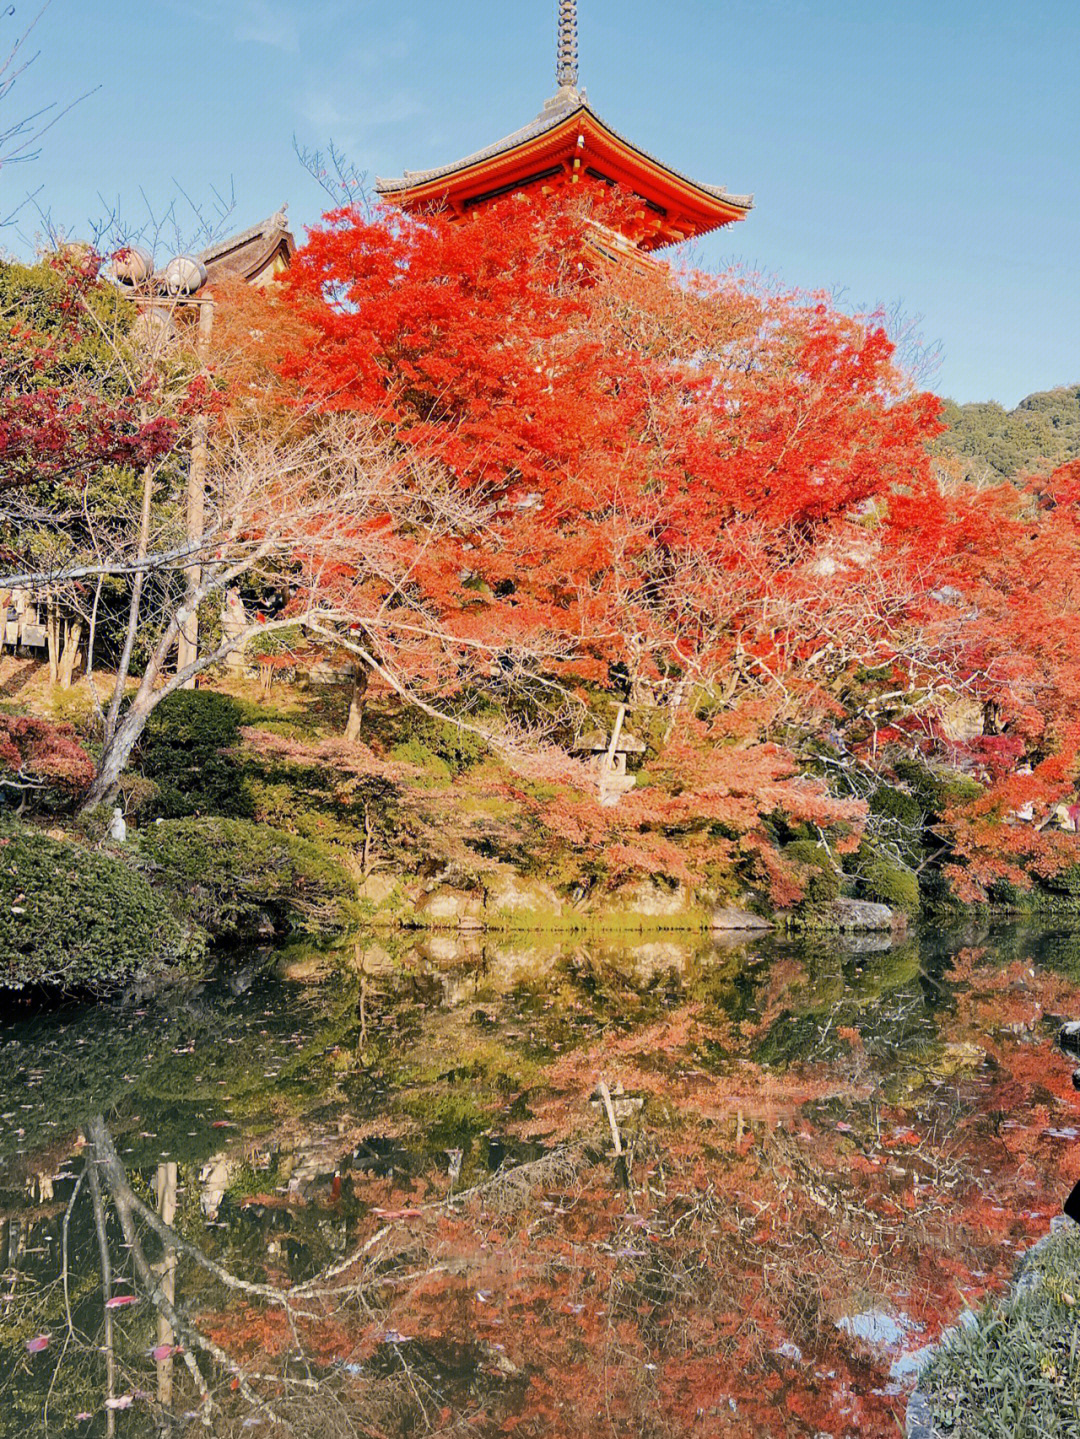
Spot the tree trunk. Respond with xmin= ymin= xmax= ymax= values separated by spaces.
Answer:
xmin=343 ymin=663 xmax=369 ymax=742
xmin=176 ymin=300 xmax=214 ymax=687
xmin=104 ymin=460 xmax=155 ymax=748
xmin=46 ymin=597 xmax=59 ymax=685
xmin=81 ymin=693 xmax=155 ymax=812
xmin=154 ymin=1162 xmax=179 ymax=1409
xmin=82 ymin=603 xmax=303 ymax=817
xmin=86 ymin=1156 xmax=117 ymax=1437
xmin=362 ymin=800 xmax=374 ymax=875
xmin=662 ymin=675 xmax=690 ymax=745
xmin=58 ymin=619 xmax=83 ymax=689
xmin=86 ymin=577 xmax=105 ymax=731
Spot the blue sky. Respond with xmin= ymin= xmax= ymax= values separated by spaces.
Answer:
xmin=8 ymin=0 xmax=1079 ymax=405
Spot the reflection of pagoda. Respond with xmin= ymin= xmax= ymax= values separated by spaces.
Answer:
xmin=376 ymin=0 xmax=751 ymax=254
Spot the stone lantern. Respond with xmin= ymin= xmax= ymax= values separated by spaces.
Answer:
xmin=572 ymin=705 xmax=645 ymax=807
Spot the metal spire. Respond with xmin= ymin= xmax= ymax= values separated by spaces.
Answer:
xmin=556 ymin=0 xmax=579 ymax=90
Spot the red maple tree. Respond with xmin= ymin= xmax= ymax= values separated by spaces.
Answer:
xmin=0 ymin=253 xmax=179 ymax=493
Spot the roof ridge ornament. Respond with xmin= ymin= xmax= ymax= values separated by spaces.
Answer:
xmin=556 ymin=0 xmax=578 ymax=90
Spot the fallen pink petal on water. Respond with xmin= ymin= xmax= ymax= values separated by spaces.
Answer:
xmin=105 ymin=1395 xmax=134 ymax=1410
xmin=151 ymin=1343 xmax=182 ymax=1361
xmin=105 ymin=1295 xmax=138 ymax=1308
xmin=75 ymin=1415 xmax=92 ymax=1423
xmin=26 ymin=1335 xmax=50 ymax=1353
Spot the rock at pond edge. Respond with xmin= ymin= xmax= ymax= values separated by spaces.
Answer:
xmin=710 ymin=907 xmax=774 ymax=932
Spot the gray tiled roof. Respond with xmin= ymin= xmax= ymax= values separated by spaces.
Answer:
xmin=196 ymin=208 xmax=295 ymax=274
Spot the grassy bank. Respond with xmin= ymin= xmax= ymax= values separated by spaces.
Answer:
xmin=917 ymin=1220 xmax=1080 ymax=1437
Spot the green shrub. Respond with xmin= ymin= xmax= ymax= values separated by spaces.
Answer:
xmin=137 ymin=816 xmax=354 ymax=939
xmin=245 ymin=624 xmax=304 ymax=660
xmin=859 ymin=855 xmax=920 ymax=914
xmin=868 ymin=784 xmax=922 ymax=828
xmin=891 ymin=756 xmax=982 ymax=818
xmin=1040 ymin=864 xmax=1080 ymax=897
xmin=0 ymin=827 xmax=200 ymax=991
xmin=136 ymin=690 xmax=253 ymax=819
xmin=783 ymin=839 xmax=842 ymax=906
xmin=384 ymin=709 xmax=486 ymax=776
xmin=989 ymin=876 xmax=1038 ymax=906
xmin=388 ymin=735 xmax=449 ymax=777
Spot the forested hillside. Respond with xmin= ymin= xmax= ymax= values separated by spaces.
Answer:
xmin=940 ymin=384 xmax=1080 ymax=481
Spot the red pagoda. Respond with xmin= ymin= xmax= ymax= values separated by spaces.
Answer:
xmin=376 ymin=0 xmax=751 ymax=254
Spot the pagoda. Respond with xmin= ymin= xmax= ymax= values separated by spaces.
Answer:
xmin=376 ymin=1 xmax=751 ymax=254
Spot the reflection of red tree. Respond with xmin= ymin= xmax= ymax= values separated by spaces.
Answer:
xmin=189 ymin=945 xmax=1080 ymax=1437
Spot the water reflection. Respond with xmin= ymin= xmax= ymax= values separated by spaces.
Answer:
xmin=1 ymin=924 xmax=1079 ymax=1435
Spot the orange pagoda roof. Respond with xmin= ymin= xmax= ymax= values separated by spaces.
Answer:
xmin=376 ymin=2 xmax=751 ymax=253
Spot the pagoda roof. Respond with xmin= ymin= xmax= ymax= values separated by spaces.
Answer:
xmin=376 ymin=88 xmax=752 ymax=251
xmin=196 ymin=207 xmax=296 ymax=287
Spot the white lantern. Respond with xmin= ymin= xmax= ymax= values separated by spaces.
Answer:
xmin=163 ymin=254 xmax=208 ymax=295
xmin=131 ymin=305 xmax=178 ymax=349
xmin=111 ymin=244 xmax=154 ymax=285
xmin=54 ymin=240 xmax=95 ymax=268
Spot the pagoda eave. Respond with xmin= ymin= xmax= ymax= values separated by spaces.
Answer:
xmin=377 ymin=104 xmax=751 ymax=252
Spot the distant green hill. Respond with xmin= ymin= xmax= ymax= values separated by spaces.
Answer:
xmin=939 ymin=384 xmax=1080 ymax=481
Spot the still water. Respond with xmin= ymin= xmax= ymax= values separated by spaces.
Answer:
xmin=2 ymin=922 xmax=1080 ymax=1436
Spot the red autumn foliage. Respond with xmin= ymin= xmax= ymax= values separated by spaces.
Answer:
xmin=0 ymin=256 xmax=179 ymax=492
xmin=0 ymin=714 xmax=94 ymax=798
xmin=922 ymin=459 xmax=1080 ymax=897
xmin=274 ymin=192 xmax=945 ymax=704
xmin=219 ymin=189 xmax=963 ymax=899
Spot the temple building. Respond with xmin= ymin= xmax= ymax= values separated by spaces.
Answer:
xmin=376 ymin=0 xmax=751 ymax=255
xmin=196 ymin=207 xmax=296 ymax=288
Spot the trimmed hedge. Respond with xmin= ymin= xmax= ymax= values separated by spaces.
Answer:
xmin=137 ymin=689 xmax=254 ymax=819
xmin=0 ymin=828 xmax=199 ymax=992
xmin=138 ymin=816 xmax=354 ymax=939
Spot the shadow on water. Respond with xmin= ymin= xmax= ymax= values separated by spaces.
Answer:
xmin=2 ymin=921 xmax=1080 ymax=1436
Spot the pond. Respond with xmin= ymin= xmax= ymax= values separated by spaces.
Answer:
xmin=2 ymin=921 xmax=1080 ymax=1436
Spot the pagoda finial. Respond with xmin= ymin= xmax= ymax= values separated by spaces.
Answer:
xmin=556 ymin=0 xmax=579 ymax=90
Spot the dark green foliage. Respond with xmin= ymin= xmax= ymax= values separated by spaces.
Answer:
xmin=988 ymin=877 xmax=1039 ymax=908
xmin=858 ymin=852 xmax=920 ymax=914
xmin=137 ymin=816 xmax=354 ymax=939
xmin=384 ymin=708 xmax=487 ymax=777
xmin=137 ymin=689 xmax=254 ymax=819
xmin=0 ymin=827 xmax=198 ymax=991
xmin=1041 ymin=864 xmax=1080 ymax=896
xmin=866 ymin=783 xmax=925 ymax=869
xmin=891 ymin=755 xmax=982 ymax=819
xmin=868 ymin=783 xmax=922 ymax=828
xmin=783 ymin=839 xmax=842 ymax=906
xmin=939 ymin=385 xmax=1080 ymax=482
xmin=0 ymin=258 xmax=134 ymax=393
